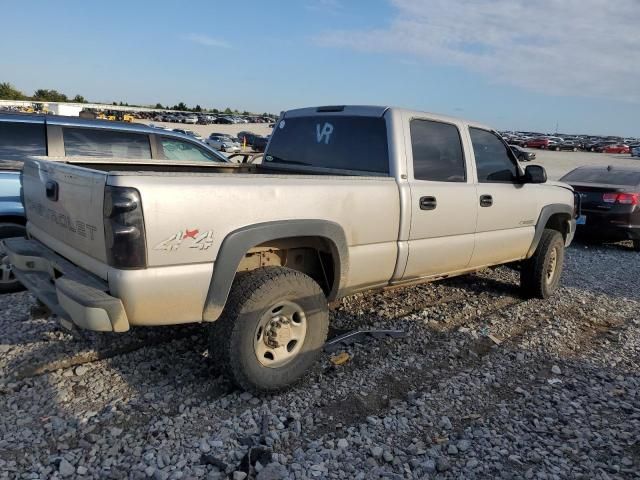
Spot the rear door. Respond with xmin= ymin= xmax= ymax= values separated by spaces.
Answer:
xmin=402 ymin=117 xmax=477 ymax=279
xmin=22 ymin=159 xmax=109 ymax=264
xmin=468 ymin=127 xmax=538 ymax=268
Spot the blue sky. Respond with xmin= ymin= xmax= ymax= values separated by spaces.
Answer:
xmin=1 ymin=0 xmax=638 ymax=136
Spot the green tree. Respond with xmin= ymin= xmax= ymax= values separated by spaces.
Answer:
xmin=33 ymin=89 xmax=68 ymax=102
xmin=0 ymin=82 xmax=26 ymax=100
xmin=242 ymin=110 xmax=250 ymax=116
xmin=176 ymin=102 xmax=187 ymax=111
xmin=211 ymin=108 xmax=219 ymax=114
xmin=223 ymin=107 xmax=232 ymax=114
xmin=194 ymin=104 xmax=202 ymax=112
xmin=72 ymin=94 xmax=86 ymax=103
xmin=154 ymin=103 xmax=164 ymax=109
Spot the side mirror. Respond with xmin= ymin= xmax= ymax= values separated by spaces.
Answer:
xmin=524 ymin=165 xmax=547 ymax=184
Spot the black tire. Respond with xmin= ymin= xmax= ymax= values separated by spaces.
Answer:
xmin=0 ymin=223 xmax=26 ymax=294
xmin=208 ymin=267 xmax=329 ymax=392
xmin=633 ymin=240 xmax=640 ymax=252
xmin=520 ymin=229 xmax=565 ymax=299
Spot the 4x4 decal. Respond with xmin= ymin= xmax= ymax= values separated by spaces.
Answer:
xmin=154 ymin=228 xmax=214 ymax=251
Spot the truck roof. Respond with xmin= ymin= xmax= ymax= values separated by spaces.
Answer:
xmin=282 ymin=105 xmax=492 ymax=131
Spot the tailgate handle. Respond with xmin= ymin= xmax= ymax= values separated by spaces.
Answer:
xmin=45 ymin=180 xmax=59 ymax=201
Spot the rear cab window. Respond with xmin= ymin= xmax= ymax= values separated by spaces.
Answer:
xmin=63 ymin=127 xmax=151 ymax=159
xmin=264 ymin=115 xmax=389 ymax=175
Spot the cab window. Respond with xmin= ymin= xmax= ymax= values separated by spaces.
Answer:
xmin=63 ymin=128 xmax=151 ymax=159
xmin=0 ymin=121 xmax=47 ymax=160
xmin=160 ymin=137 xmax=219 ymax=162
xmin=469 ymin=128 xmax=519 ymax=183
xmin=410 ymin=119 xmax=466 ymax=182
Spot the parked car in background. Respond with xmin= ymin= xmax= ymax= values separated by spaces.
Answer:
xmin=589 ymin=141 xmax=618 ymax=152
xmin=0 ymin=169 xmax=25 ymax=293
xmin=183 ymin=114 xmax=198 ymax=125
xmin=510 ymin=145 xmax=536 ymax=162
xmin=237 ymin=131 xmax=270 ymax=151
xmin=561 ymin=166 xmax=640 ymax=251
xmin=206 ymin=134 xmax=241 ymax=152
xmin=551 ymin=141 xmax=581 ymax=152
xmin=601 ymin=144 xmax=630 ymax=154
xmin=0 ymin=113 xmax=229 ymax=293
xmin=523 ymin=138 xmax=554 ymax=149
xmin=630 ymin=145 xmax=640 ymax=157
xmin=173 ymin=129 xmax=205 ymax=142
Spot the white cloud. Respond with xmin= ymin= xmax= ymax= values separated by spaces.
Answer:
xmin=315 ymin=0 xmax=640 ymax=102
xmin=185 ymin=33 xmax=231 ymax=48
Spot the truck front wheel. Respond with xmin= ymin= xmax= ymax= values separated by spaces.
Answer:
xmin=520 ymin=229 xmax=565 ymax=299
xmin=208 ymin=267 xmax=329 ymax=392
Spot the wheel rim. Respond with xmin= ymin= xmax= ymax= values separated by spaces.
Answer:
xmin=546 ymin=247 xmax=558 ymax=285
xmin=254 ymin=300 xmax=307 ymax=368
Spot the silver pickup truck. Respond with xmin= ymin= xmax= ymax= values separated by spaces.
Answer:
xmin=3 ymin=105 xmax=577 ymax=391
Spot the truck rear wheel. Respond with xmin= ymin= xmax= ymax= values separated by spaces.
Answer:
xmin=0 ymin=223 xmax=26 ymax=294
xmin=208 ymin=267 xmax=329 ymax=392
xmin=520 ymin=229 xmax=565 ymax=299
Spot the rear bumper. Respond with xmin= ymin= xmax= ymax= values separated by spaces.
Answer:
xmin=576 ymin=211 xmax=640 ymax=241
xmin=2 ymin=237 xmax=129 ymax=332
xmin=576 ymin=224 xmax=640 ymax=241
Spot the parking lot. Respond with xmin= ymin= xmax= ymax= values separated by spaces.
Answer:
xmin=1 ymin=148 xmax=639 ymax=479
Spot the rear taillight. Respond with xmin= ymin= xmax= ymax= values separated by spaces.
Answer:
xmin=602 ymin=192 xmax=639 ymax=205
xmin=104 ymin=186 xmax=147 ymax=268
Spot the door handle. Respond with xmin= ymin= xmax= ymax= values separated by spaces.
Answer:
xmin=419 ymin=196 xmax=437 ymax=210
xmin=480 ymin=194 xmax=493 ymax=207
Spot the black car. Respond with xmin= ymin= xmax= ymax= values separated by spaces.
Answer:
xmin=550 ymin=141 xmax=581 ymax=152
xmin=509 ymin=145 xmax=536 ymax=162
xmin=560 ymin=166 xmax=640 ymax=251
xmin=251 ymin=135 xmax=269 ymax=152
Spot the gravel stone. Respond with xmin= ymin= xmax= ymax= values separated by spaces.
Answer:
xmin=58 ymin=458 xmax=75 ymax=477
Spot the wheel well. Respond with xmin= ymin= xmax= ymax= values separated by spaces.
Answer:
xmin=237 ymin=236 xmax=337 ymax=298
xmin=544 ymin=213 xmax=571 ymax=239
xmin=0 ymin=216 xmax=26 ymax=227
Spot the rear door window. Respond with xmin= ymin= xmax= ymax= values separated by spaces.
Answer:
xmin=265 ymin=115 xmax=389 ymax=174
xmin=0 ymin=121 xmax=46 ymax=160
xmin=160 ymin=137 xmax=220 ymax=162
xmin=410 ymin=119 xmax=466 ymax=182
xmin=63 ymin=127 xmax=151 ymax=159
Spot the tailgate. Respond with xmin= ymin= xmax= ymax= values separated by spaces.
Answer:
xmin=22 ymin=159 xmax=108 ymax=263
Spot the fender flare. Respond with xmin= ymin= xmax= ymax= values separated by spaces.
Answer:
xmin=202 ymin=220 xmax=349 ymax=322
xmin=526 ymin=204 xmax=574 ymax=258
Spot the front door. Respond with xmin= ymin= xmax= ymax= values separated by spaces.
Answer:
xmin=403 ymin=118 xmax=478 ymax=279
xmin=467 ymin=127 xmax=538 ymax=268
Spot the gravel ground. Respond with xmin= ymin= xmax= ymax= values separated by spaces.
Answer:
xmin=1 ymin=239 xmax=639 ymax=479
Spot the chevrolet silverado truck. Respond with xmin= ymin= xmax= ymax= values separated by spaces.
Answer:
xmin=3 ymin=105 xmax=578 ymax=391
